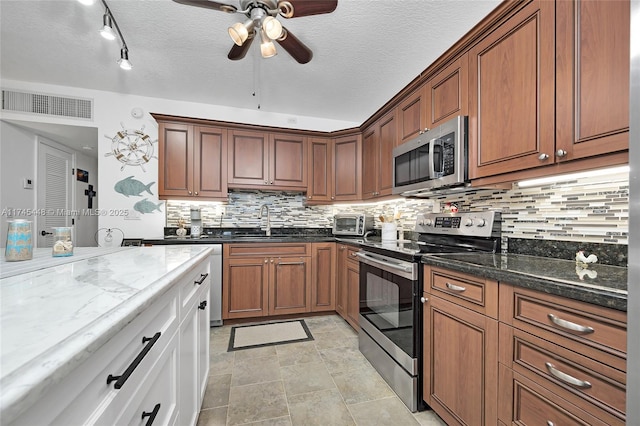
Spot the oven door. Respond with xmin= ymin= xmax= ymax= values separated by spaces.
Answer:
xmin=356 ymin=251 xmax=420 ymax=375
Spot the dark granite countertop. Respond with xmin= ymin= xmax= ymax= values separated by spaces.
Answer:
xmin=422 ymin=253 xmax=627 ymax=311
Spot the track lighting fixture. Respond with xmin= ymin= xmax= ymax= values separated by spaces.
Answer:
xmin=97 ymin=0 xmax=132 ymax=70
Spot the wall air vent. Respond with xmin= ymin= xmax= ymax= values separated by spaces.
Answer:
xmin=1 ymin=89 xmax=93 ymax=121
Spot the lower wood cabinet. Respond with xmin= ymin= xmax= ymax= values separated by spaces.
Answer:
xmin=422 ymin=265 xmax=498 ymax=426
xmin=336 ymin=243 xmax=360 ymax=330
xmin=311 ymin=243 xmax=336 ymax=312
xmin=422 ymin=265 xmax=628 ymax=426
xmin=222 ymin=243 xmax=312 ymax=319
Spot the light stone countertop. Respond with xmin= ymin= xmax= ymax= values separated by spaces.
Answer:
xmin=0 ymin=245 xmax=213 ymax=423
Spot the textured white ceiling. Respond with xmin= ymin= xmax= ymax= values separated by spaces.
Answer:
xmin=0 ymin=0 xmax=501 ymax=126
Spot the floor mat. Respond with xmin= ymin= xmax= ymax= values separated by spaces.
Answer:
xmin=228 ymin=319 xmax=313 ymax=351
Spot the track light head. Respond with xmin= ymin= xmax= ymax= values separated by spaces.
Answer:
xmin=100 ymin=13 xmax=117 ymax=40
xmin=118 ymin=48 xmax=133 ymax=70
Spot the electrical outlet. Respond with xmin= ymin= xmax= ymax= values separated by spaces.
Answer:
xmin=23 ymin=178 xmax=33 ymax=189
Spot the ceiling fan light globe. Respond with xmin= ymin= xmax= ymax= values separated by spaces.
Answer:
xmin=260 ymin=40 xmax=277 ymax=58
xmin=262 ymin=16 xmax=283 ymax=40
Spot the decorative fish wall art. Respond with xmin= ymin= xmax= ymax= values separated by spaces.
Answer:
xmin=134 ymin=199 xmax=163 ymax=214
xmin=114 ymin=176 xmax=155 ymax=197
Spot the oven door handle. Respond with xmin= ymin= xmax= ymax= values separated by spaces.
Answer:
xmin=355 ymin=252 xmax=417 ymax=279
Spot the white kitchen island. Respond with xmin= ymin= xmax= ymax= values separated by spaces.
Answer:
xmin=0 ymin=245 xmax=213 ymax=425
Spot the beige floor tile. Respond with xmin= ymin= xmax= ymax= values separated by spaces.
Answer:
xmin=202 ymin=373 xmax=232 ymax=409
xmin=210 ymin=335 xmax=231 ymax=355
xmin=210 ymin=351 xmax=235 ymax=375
xmin=348 ymin=396 xmax=420 ymax=426
xmin=319 ymin=346 xmax=370 ymax=374
xmin=197 ymin=406 xmax=227 ymax=426
xmin=210 ymin=325 xmax=232 ymax=338
xmin=281 ymin=361 xmax=336 ymax=396
xmin=331 ymin=366 xmax=395 ymax=405
xmin=232 ymin=355 xmax=281 ymax=387
xmin=303 ymin=316 xmax=341 ymax=334
xmin=312 ymin=331 xmax=356 ymax=350
xmin=287 ymin=388 xmax=355 ymax=426
xmin=227 ymin=381 xmax=289 ymax=426
xmin=413 ymin=409 xmax=448 ymax=426
xmin=275 ymin=341 xmax=322 ymax=367
xmin=238 ymin=416 xmax=292 ymax=425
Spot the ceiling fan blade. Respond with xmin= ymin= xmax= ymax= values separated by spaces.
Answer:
xmin=228 ymin=36 xmax=254 ymax=60
xmin=279 ymin=0 xmax=337 ymax=18
xmin=276 ymin=28 xmax=313 ymax=64
xmin=172 ymin=0 xmax=237 ymax=13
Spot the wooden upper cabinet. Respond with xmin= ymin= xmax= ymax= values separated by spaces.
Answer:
xmin=228 ymin=130 xmax=307 ymax=190
xmin=307 ymin=137 xmax=333 ymax=203
xmin=377 ymin=110 xmax=397 ymax=196
xmin=270 ymin=133 xmax=307 ymax=189
xmin=361 ymin=127 xmax=378 ymax=199
xmin=426 ymin=54 xmax=468 ymax=129
xmin=157 ymin=121 xmax=227 ymax=200
xmin=228 ymin=129 xmax=269 ymax=186
xmin=398 ymin=86 xmax=427 ymax=145
xmin=193 ymin=126 xmax=227 ymax=198
xmin=333 ymin=134 xmax=361 ymax=201
xmin=555 ymin=0 xmax=629 ymax=161
xmin=468 ymin=0 xmax=555 ymax=179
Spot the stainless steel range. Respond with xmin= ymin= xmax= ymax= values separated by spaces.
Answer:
xmin=357 ymin=211 xmax=501 ymax=412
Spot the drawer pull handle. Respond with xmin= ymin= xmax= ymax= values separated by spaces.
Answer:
xmin=194 ymin=273 xmax=209 ymax=285
xmin=545 ymin=362 xmax=592 ymax=389
xmin=198 ymin=300 xmax=207 ymax=310
xmin=445 ymin=282 xmax=466 ymax=292
xmin=107 ymin=332 xmax=161 ymax=389
xmin=142 ymin=403 xmax=161 ymax=426
xmin=547 ymin=314 xmax=594 ymax=334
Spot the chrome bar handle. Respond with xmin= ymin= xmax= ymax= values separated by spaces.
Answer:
xmin=355 ymin=252 xmax=412 ymax=273
xmin=547 ymin=314 xmax=594 ymax=334
xmin=545 ymin=362 xmax=592 ymax=389
xmin=445 ymin=282 xmax=466 ymax=292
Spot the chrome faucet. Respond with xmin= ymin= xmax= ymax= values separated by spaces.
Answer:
xmin=259 ymin=204 xmax=271 ymax=237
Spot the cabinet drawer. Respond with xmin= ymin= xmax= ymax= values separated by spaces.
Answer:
xmin=179 ymin=260 xmax=210 ymax=319
xmin=500 ymin=324 xmax=625 ymax=424
xmin=424 ymin=265 xmax=498 ymax=318
xmin=499 ymin=364 xmax=611 ymax=426
xmin=499 ymin=284 xmax=627 ymax=366
xmin=346 ymin=246 xmax=359 ymax=263
xmin=225 ymin=243 xmax=310 ymax=257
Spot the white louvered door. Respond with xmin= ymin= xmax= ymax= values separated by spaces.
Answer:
xmin=37 ymin=140 xmax=73 ymax=248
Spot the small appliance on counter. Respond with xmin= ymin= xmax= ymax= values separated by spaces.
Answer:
xmin=190 ymin=206 xmax=202 ymax=239
xmin=333 ymin=214 xmax=374 ymax=236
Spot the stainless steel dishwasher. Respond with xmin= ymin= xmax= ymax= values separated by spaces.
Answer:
xmin=208 ymin=244 xmax=223 ymax=326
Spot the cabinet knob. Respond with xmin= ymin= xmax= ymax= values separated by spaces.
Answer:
xmin=556 ymin=149 xmax=567 ymax=158
xmin=331 ymin=196 xmax=335 ymax=200
xmin=538 ymin=153 xmax=549 ymax=161
xmin=270 ymin=259 xmax=274 ymax=263
xmin=194 ymin=191 xmax=198 ymax=195
xmin=270 ymin=180 xmax=274 ymax=184
xmin=264 ymin=180 xmax=268 ymax=184
xmin=264 ymin=259 xmax=268 ymax=263
xmin=188 ymin=190 xmax=192 ymax=195
xmin=308 ymin=195 xmax=312 ymax=199
xmin=420 ymin=297 xmax=428 ymax=304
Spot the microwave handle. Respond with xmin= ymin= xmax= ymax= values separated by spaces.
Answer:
xmin=428 ymin=137 xmax=436 ymax=179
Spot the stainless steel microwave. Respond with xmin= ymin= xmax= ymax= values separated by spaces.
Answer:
xmin=333 ymin=214 xmax=374 ymax=236
xmin=392 ymin=115 xmax=468 ymax=196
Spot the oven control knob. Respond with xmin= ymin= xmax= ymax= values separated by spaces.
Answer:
xmin=475 ymin=218 xmax=486 ymax=227
xmin=464 ymin=219 xmax=474 ymax=227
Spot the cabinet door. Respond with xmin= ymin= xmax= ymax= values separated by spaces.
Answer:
xmin=269 ymin=257 xmax=311 ymax=315
xmin=197 ymin=284 xmax=210 ymax=405
xmin=361 ymin=127 xmax=378 ymax=199
xmin=270 ymin=133 xmax=307 ymax=189
xmin=194 ymin=126 xmax=227 ymax=199
xmin=555 ymin=0 xmax=629 ymax=161
xmin=307 ymin=137 xmax=333 ymax=202
xmin=468 ymin=0 xmax=555 ymax=179
xmin=228 ymin=130 xmax=269 ymax=187
xmin=427 ymin=55 xmax=468 ymax=129
xmin=311 ymin=243 xmax=336 ymax=312
xmin=336 ymin=245 xmax=348 ymax=318
xmin=223 ymin=257 xmax=269 ymax=319
xmin=398 ymin=86 xmax=427 ymax=144
xmin=333 ymin=134 xmax=361 ymax=201
xmin=158 ymin=122 xmax=193 ymax=198
xmin=179 ymin=301 xmax=199 ymax=426
xmin=377 ymin=110 xmax=397 ymax=196
xmin=345 ymin=258 xmax=360 ymax=331
xmin=423 ymin=295 xmax=498 ymax=426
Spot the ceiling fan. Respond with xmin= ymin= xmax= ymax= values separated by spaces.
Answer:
xmin=172 ymin=0 xmax=338 ymax=64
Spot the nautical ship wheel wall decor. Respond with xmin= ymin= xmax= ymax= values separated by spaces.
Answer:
xmin=104 ymin=123 xmax=158 ymax=172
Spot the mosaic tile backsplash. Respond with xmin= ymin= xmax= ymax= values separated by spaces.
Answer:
xmin=167 ymin=170 xmax=629 ymax=249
